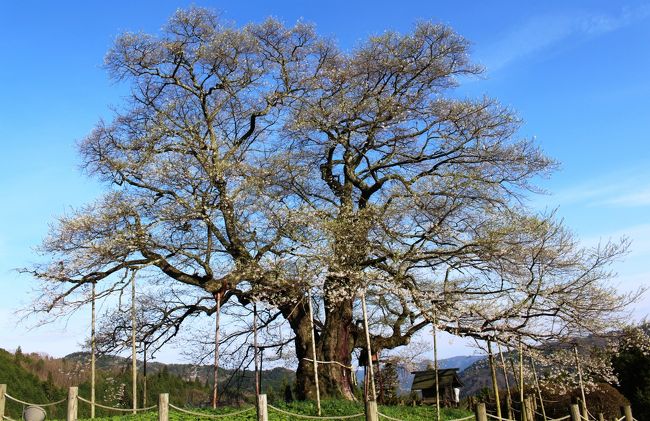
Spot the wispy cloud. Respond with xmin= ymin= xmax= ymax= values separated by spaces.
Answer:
xmin=479 ymin=4 xmax=650 ymax=71
xmin=536 ymin=167 xmax=650 ymax=210
xmin=600 ymin=189 xmax=650 ymax=207
xmin=581 ymin=223 xmax=650 ymax=258
xmin=579 ymin=225 xmax=650 ymax=320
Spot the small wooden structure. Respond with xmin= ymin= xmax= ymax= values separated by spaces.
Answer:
xmin=410 ymin=368 xmax=463 ymax=406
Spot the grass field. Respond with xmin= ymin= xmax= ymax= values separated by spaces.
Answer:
xmin=60 ymin=400 xmax=473 ymax=421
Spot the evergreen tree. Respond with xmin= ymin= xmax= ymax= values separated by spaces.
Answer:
xmin=14 ymin=346 xmax=23 ymax=363
xmin=378 ymin=362 xmax=400 ymax=405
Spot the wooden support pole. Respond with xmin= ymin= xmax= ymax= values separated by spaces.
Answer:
xmin=573 ymin=346 xmax=588 ymax=421
xmin=158 ymin=393 xmax=168 ymax=421
xmin=577 ymin=398 xmax=588 ymax=421
xmin=508 ymin=353 xmax=521 ymax=402
xmin=143 ymin=345 xmax=148 ymax=408
xmin=212 ymin=290 xmax=222 ymax=409
xmin=519 ymin=338 xmax=525 ymax=420
xmin=519 ymin=336 xmax=532 ymax=421
xmin=530 ymin=356 xmax=547 ymax=421
xmin=488 ymin=341 xmax=502 ymax=420
xmin=498 ymin=343 xmax=514 ymax=421
xmin=91 ymin=282 xmax=96 ymax=419
xmin=432 ymin=312 xmax=441 ymax=421
xmin=365 ymin=400 xmax=378 ymax=421
xmin=131 ymin=273 xmax=137 ymax=414
xmin=570 ymin=404 xmax=581 ymax=421
xmin=525 ymin=396 xmax=535 ymax=421
xmin=253 ymin=302 xmax=260 ymax=397
xmin=522 ymin=397 xmax=529 ymax=421
xmin=361 ymin=292 xmax=377 ymax=402
xmin=257 ymin=394 xmax=268 ymax=421
xmin=0 ymin=384 xmax=6 ymax=421
xmin=475 ymin=402 xmax=488 ymax=421
xmin=67 ymin=386 xmax=78 ymax=421
xmin=307 ymin=290 xmax=322 ymax=416
xmin=621 ymin=405 xmax=633 ymax=421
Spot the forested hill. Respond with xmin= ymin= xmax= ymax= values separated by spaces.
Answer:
xmin=62 ymin=351 xmax=295 ymax=394
xmin=0 ymin=347 xmax=293 ymax=418
xmin=0 ymin=348 xmax=64 ymax=417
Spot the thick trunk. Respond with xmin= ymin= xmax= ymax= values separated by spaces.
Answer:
xmin=283 ymin=296 xmax=357 ymax=400
xmin=319 ymin=297 xmax=356 ymax=400
xmin=282 ymin=303 xmax=317 ymax=401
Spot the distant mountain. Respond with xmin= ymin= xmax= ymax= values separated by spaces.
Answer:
xmin=436 ymin=355 xmax=484 ymax=371
xmin=63 ymin=351 xmax=294 ymax=396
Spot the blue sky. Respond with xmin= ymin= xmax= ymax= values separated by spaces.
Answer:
xmin=1 ymin=0 xmax=649 ymax=362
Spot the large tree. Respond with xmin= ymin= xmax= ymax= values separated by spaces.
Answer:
xmin=27 ymin=8 xmax=635 ymax=400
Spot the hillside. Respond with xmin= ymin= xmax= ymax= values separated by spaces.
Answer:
xmin=62 ymin=352 xmax=295 ymax=399
xmin=0 ymin=348 xmax=294 ymax=418
xmin=0 ymin=348 xmax=67 ymax=418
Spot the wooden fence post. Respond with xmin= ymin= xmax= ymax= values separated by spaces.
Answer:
xmin=158 ymin=393 xmax=168 ymax=421
xmin=67 ymin=387 xmax=78 ymax=421
xmin=579 ymin=399 xmax=588 ymax=421
xmin=570 ymin=404 xmax=581 ymax=421
xmin=0 ymin=384 xmax=6 ymax=421
xmin=621 ymin=405 xmax=633 ymax=421
xmin=257 ymin=394 xmax=268 ymax=421
xmin=365 ymin=400 xmax=378 ymax=421
xmin=523 ymin=396 xmax=532 ymax=421
xmin=475 ymin=403 xmax=487 ymax=421
xmin=529 ymin=396 xmax=536 ymax=421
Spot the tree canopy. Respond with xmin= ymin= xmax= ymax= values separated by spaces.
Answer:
xmin=27 ymin=7 xmax=638 ymax=399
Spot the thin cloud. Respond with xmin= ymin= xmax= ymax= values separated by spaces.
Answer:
xmin=582 ymin=223 xmax=650 ymax=258
xmin=600 ymin=189 xmax=650 ymax=207
xmin=479 ymin=5 xmax=650 ymax=71
xmin=536 ymin=167 xmax=650 ymax=209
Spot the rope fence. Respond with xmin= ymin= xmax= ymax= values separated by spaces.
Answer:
xmin=78 ymin=396 xmax=156 ymax=412
xmin=486 ymin=413 xmax=518 ymax=421
xmin=268 ymin=404 xmax=364 ymax=419
xmin=4 ymin=394 xmax=66 ymax=408
xmin=533 ymin=411 xmax=570 ymax=421
xmin=377 ymin=412 xmax=403 ymax=421
xmin=169 ymin=403 xmax=255 ymax=419
xmin=0 ymin=385 xmax=639 ymax=421
xmin=376 ymin=412 xmax=475 ymax=421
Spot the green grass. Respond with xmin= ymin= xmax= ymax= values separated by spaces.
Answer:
xmin=67 ymin=400 xmax=472 ymax=421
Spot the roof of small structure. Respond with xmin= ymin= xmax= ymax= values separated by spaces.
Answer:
xmin=410 ymin=368 xmax=463 ymax=390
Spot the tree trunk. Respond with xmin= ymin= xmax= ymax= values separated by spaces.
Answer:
xmin=284 ymin=295 xmax=357 ymax=400
xmin=320 ymin=297 xmax=356 ymax=400
xmin=282 ymin=302 xmax=317 ymax=401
